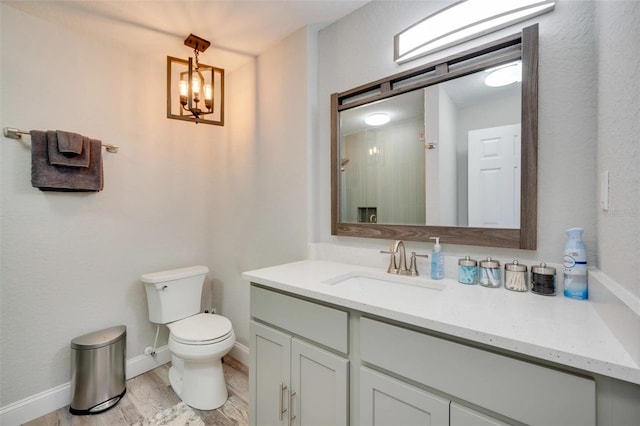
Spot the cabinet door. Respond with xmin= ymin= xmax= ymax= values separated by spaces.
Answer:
xmin=291 ymin=338 xmax=349 ymax=426
xmin=450 ymin=402 xmax=510 ymax=426
xmin=360 ymin=367 xmax=449 ymax=426
xmin=250 ymin=321 xmax=291 ymax=426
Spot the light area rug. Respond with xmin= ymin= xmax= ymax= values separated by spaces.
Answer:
xmin=132 ymin=402 xmax=204 ymax=426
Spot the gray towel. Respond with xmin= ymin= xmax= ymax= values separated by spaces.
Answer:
xmin=31 ymin=130 xmax=104 ymax=192
xmin=47 ymin=131 xmax=90 ymax=168
xmin=56 ymin=130 xmax=84 ymax=154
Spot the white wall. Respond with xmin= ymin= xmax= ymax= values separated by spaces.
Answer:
xmin=595 ymin=1 xmax=640 ymax=297
xmin=0 ymin=4 xmax=219 ymax=405
xmin=315 ymin=1 xmax=598 ymax=265
xmin=0 ymin=3 xmax=309 ymax=410
xmin=222 ymin=26 xmax=310 ymax=341
xmin=593 ymin=0 xmax=640 ymax=366
xmin=438 ymin=86 xmax=457 ymax=226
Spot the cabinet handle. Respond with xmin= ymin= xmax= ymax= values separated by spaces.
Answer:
xmin=279 ymin=383 xmax=288 ymax=421
xmin=289 ymin=389 xmax=297 ymax=425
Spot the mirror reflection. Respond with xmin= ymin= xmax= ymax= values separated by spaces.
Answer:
xmin=339 ymin=62 xmax=521 ymax=229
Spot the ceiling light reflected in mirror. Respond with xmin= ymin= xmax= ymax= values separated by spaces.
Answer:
xmin=365 ymin=113 xmax=391 ymax=126
xmin=485 ymin=61 xmax=522 ymax=87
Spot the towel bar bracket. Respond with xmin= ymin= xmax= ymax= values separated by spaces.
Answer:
xmin=3 ymin=127 xmax=28 ymax=140
xmin=3 ymin=127 xmax=119 ymax=153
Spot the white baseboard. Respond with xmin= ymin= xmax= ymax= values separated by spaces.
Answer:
xmin=0 ymin=342 xmax=249 ymax=426
xmin=0 ymin=346 xmax=171 ymax=426
xmin=126 ymin=345 xmax=172 ymax=379
xmin=229 ymin=341 xmax=250 ymax=366
xmin=0 ymin=382 xmax=71 ymax=426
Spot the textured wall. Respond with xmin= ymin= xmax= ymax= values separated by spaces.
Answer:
xmin=595 ymin=1 xmax=640 ymax=296
xmin=0 ymin=4 xmax=309 ymax=408
xmin=213 ymin=27 xmax=310 ymax=350
xmin=0 ymin=4 xmax=220 ymax=405
xmin=314 ymin=1 xmax=599 ymax=266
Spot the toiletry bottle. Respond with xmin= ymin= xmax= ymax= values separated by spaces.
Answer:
xmin=563 ymin=228 xmax=588 ymax=299
xmin=430 ymin=237 xmax=444 ymax=280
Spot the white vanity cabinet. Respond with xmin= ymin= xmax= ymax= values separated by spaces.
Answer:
xmin=250 ymin=284 xmax=598 ymax=426
xmin=359 ymin=367 xmax=508 ymax=426
xmin=249 ymin=286 xmax=349 ymax=426
xmin=449 ymin=402 xmax=511 ymax=426
xmin=359 ymin=366 xmax=449 ymax=425
xmin=360 ymin=317 xmax=596 ymax=426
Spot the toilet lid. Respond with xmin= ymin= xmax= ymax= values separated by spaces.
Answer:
xmin=169 ymin=313 xmax=232 ymax=344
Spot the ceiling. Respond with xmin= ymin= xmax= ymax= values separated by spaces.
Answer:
xmin=4 ymin=0 xmax=369 ymax=69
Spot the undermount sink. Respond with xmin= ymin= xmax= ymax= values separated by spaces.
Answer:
xmin=322 ymin=271 xmax=444 ymax=309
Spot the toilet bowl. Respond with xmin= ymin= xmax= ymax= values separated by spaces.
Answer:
xmin=166 ymin=313 xmax=235 ymax=410
xmin=142 ymin=266 xmax=236 ymax=410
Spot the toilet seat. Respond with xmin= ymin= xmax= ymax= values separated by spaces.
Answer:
xmin=169 ymin=313 xmax=233 ymax=345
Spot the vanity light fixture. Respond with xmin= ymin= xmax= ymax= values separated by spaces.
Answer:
xmin=394 ymin=0 xmax=554 ymax=63
xmin=167 ymin=34 xmax=225 ymax=126
xmin=365 ymin=113 xmax=390 ymax=126
xmin=485 ymin=61 xmax=522 ymax=87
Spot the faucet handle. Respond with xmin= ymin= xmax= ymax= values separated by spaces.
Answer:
xmin=380 ymin=249 xmax=399 ymax=274
xmin=409 ymin=252 xmax=429 ymax=276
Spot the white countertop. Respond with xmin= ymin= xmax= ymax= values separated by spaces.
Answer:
xmin=243 ymin=259 xmax=640 ymax=385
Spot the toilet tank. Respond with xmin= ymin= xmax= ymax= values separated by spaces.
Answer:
xmin=141 ymin=265 xmax=209 ymax=324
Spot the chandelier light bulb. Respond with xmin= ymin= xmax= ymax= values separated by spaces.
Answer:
xmin=179 ymin=79 xmax=188 ymax=97
xmin=204 ymin=84 xmax=213 ymax=101
xmin=192 ymin=76 xmax=201 ymax=96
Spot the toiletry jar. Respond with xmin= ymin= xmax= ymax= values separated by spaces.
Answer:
xmin=505 ymin=260 xmax=528 ymax=292
xmin=479 ymin=257 xmax=501 ymax=288
xmin=531 ymin=262 xmax=556 ymax=296
xmin=458 ymin=256 xmax=478 ymax=284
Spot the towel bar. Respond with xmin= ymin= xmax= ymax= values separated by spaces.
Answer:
xmin=3 ymin=127 xmax=119 ymax=153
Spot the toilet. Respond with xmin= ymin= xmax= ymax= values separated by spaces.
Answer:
xmin=141 ymin=265 xmax=235 ymax=410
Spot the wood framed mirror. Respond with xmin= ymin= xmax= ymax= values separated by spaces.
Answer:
xmin=331 ymin=25 xmax=538 ymax=249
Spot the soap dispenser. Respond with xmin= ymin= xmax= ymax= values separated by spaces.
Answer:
xmin=430 ymin=237 xmax=444 ymax=280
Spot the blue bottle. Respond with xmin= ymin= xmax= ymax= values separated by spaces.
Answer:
xmin=563 ymin=228 xmax=588 ymax=299
xmin=430 ymin=237 xmax=444 ymax=280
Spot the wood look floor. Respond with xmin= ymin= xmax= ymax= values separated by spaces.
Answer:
xmin=23 ymin=356 xmax=249 ymax=426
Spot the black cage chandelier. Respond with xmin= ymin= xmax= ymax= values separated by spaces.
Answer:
xmin=167 ymin=34 xmax=225 ymax=126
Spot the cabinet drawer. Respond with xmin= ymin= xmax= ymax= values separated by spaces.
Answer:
xmin=360 ymin=317 xmax=595 ymax=426
xmin=250 ymin=285 xmax=348 ymax=353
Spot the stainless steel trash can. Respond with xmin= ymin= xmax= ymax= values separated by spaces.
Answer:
xmin=70 ymin=325 xmax=126 ymax=415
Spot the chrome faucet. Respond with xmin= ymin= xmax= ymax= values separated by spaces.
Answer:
xmin=381 ymin=240 xmax=429 ymax=276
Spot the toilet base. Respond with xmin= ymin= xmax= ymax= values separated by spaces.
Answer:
xmin=168 ymin=355 xmax=229 ymax=410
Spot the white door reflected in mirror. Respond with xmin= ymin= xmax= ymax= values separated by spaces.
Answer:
xmin=468 ymin=124 xmax=521 ymax=228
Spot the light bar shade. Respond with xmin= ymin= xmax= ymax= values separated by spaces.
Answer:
xmin=395 ymin=0 xmax=554 ymax=63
